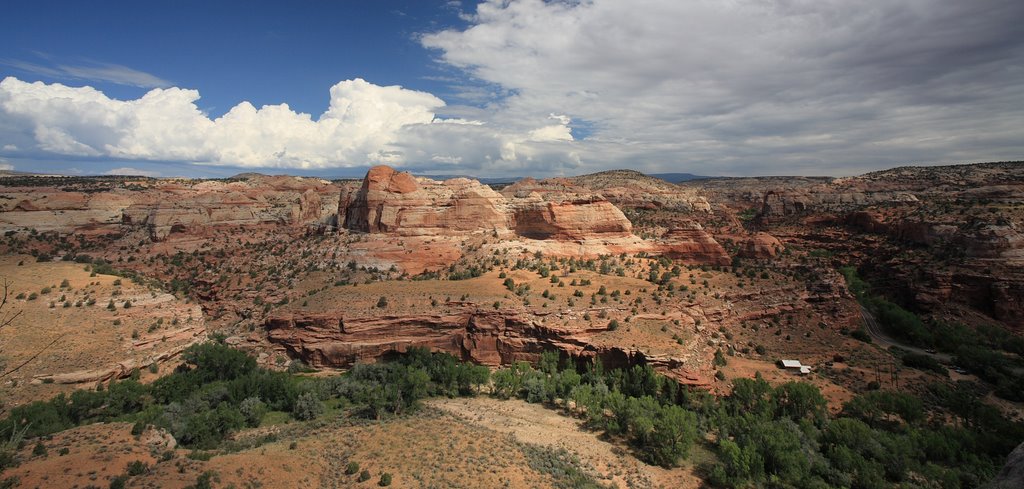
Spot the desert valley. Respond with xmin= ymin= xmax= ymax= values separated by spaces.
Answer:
xmin=0 ymin=161 xmax=1022 ymax=488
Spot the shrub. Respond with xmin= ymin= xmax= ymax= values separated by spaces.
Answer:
xmin=714 ymin=349 xmax=728 ymax=367
xmin=186 ymin=471 xmax=216 ymax=489
xmin=901 ymin=353 xmax=946 ymax=375
xmin=175 ymin=405 xmax=245 ymax=449
xmin=376 ymin=296 xmax=388 ymax=308
xmin=851 ymin=329 xmax=872 ymax=343
xmin=358 ymin=470 xmax=371 ymax=482
xmin=126 ymin=460 xmax=149 ymax=476
xmin=345 ymin=461 xmax=360 ymax=475
xmin=239 ymin=397 xmax=267 ymax=427
xmin=131 ymin=421 xmax=146 ymax=436
xmin=109 ymin=474 xmax=128 ymax=489
xmin=378 ymin=473 xmax=392 ymax=486
xmin=293 ymin=392 xmax=323 ymax=421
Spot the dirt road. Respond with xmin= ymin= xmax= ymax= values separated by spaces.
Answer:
xmin=860 ymin=305 xmax=952 ymax=361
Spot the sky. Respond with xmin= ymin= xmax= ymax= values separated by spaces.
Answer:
xmin=1 ymin=0 xmax=1022 ymax=179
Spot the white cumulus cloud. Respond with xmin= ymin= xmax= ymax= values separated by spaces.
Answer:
xmin=0 ymin=76 xmax=576 ymax=173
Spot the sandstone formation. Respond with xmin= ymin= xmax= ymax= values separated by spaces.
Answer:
xmin=266 ymin=307 xmax=710 ymax=387
xmin=339 ymin=166 xmax=730 ymax=265
xmin=657 ymin=222 xmax=731 ymax=265
xmin=541 ymin=169 xmax=711 ymax=212
xmin=511 ymin=197 xmax=633 ymax=240
xmin=738 ymin=232 xmax=784 ymax=259
xmin=0 ymin=174 xmax=340 ymax=240
xmin=344 ymin=165 xmax=509 ymax=235
xmin=688 ymin=162 xmax=1024 ymax=329
xmin=342 ymin=165 xmax=641 ymax=240
xmin=758 ymin=188 xmax=918 ymax=217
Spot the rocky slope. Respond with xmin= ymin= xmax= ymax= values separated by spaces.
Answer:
xmin=0 ymin=174 xmax=340 ymax=240
xmin=689 ymin=161 xmax=1024 ymax=328
xmin=507 ymin=170 xmax=712 ymax=212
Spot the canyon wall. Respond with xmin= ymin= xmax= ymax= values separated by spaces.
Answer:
xmin=0 ymin=175 xmax=340 ymax=240
xmin=266 ymin=307 xmax=710 ymax=387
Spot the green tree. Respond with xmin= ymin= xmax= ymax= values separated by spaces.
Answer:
xmin=772 ymin=382 xmax=827 ymax=424
xmin=643 ymin=404 xmax=698 ymax=467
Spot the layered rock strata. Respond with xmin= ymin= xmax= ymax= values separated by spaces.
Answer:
xmin=266 ymin=308 xmax=710 ymax=387
xmin=340 ymin=166 xmax=730 ymax=265
xmin=0 ymin=175 xmax=340 ymax=240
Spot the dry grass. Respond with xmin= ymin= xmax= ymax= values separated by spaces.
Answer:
xmin=4 ymin=407 xmax=608 ymax=489
xmin=0 ymin=254 xmax=204 ymax=409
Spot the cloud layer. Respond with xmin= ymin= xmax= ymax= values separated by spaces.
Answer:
xmin=2 ymin=59 xmax=172 ymax=88
xmin=1 ymin=0 xmax=1022 ymax=176
xmin=0 ymin=76 xmax=574 ymax=173
xmin=422 ymin=0 xmax=1024 ymax=174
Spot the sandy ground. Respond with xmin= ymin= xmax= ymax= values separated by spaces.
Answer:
xmin=2 ymin=408 xmax=585 ymax=489
xmin=0 ymin=254 xmax=204 ymax=409
xmin=429 ymin=396 xmax=705 ymax=489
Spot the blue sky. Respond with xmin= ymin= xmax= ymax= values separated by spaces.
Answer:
xmin=1 ymin=0 xmax=1022 ymax=178
xmin=3 ymin=1 xmax=468 ymax=115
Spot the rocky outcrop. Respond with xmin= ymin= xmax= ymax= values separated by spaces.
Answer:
xmin=964 ymin=225 xmax=1024 ymax=260
xmin=342 ymin=166 xmax=640 ymax=240
xmin=344 ymin=166 xmax=510 ymax=235
xmin=265 ymin=307 xmax=710 ymax=387
xmin=569 ymin=170 xmax=712 ymax=212
xmin=0 ymin=175 xmax=340 ymax=240
xmin=759 ymin=188 xmax=920 ymax=218
xmin=0 ymin=190 xmax=134 ymax=235
xmin=32 ymin=322 xmax=206 ymax=385
xmin=504 ymin=170 xmax=712 ymax=213
xmin=124 ymin=176 xmax=339 ymax=240
xmin=512 ymin=198 xmax=633 ymax=240
xmin=340 ymin=166 xmax=729 ymax=265
xmin=739 ymin=232 xmax=784 ymax=259
xmin=988 ymin=442 xmax=1024 ymax=489
xmin=847 ymin=212 xmax=1024 ymax=262
xmin=658 ymin=222 xmax=731 ymax=265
